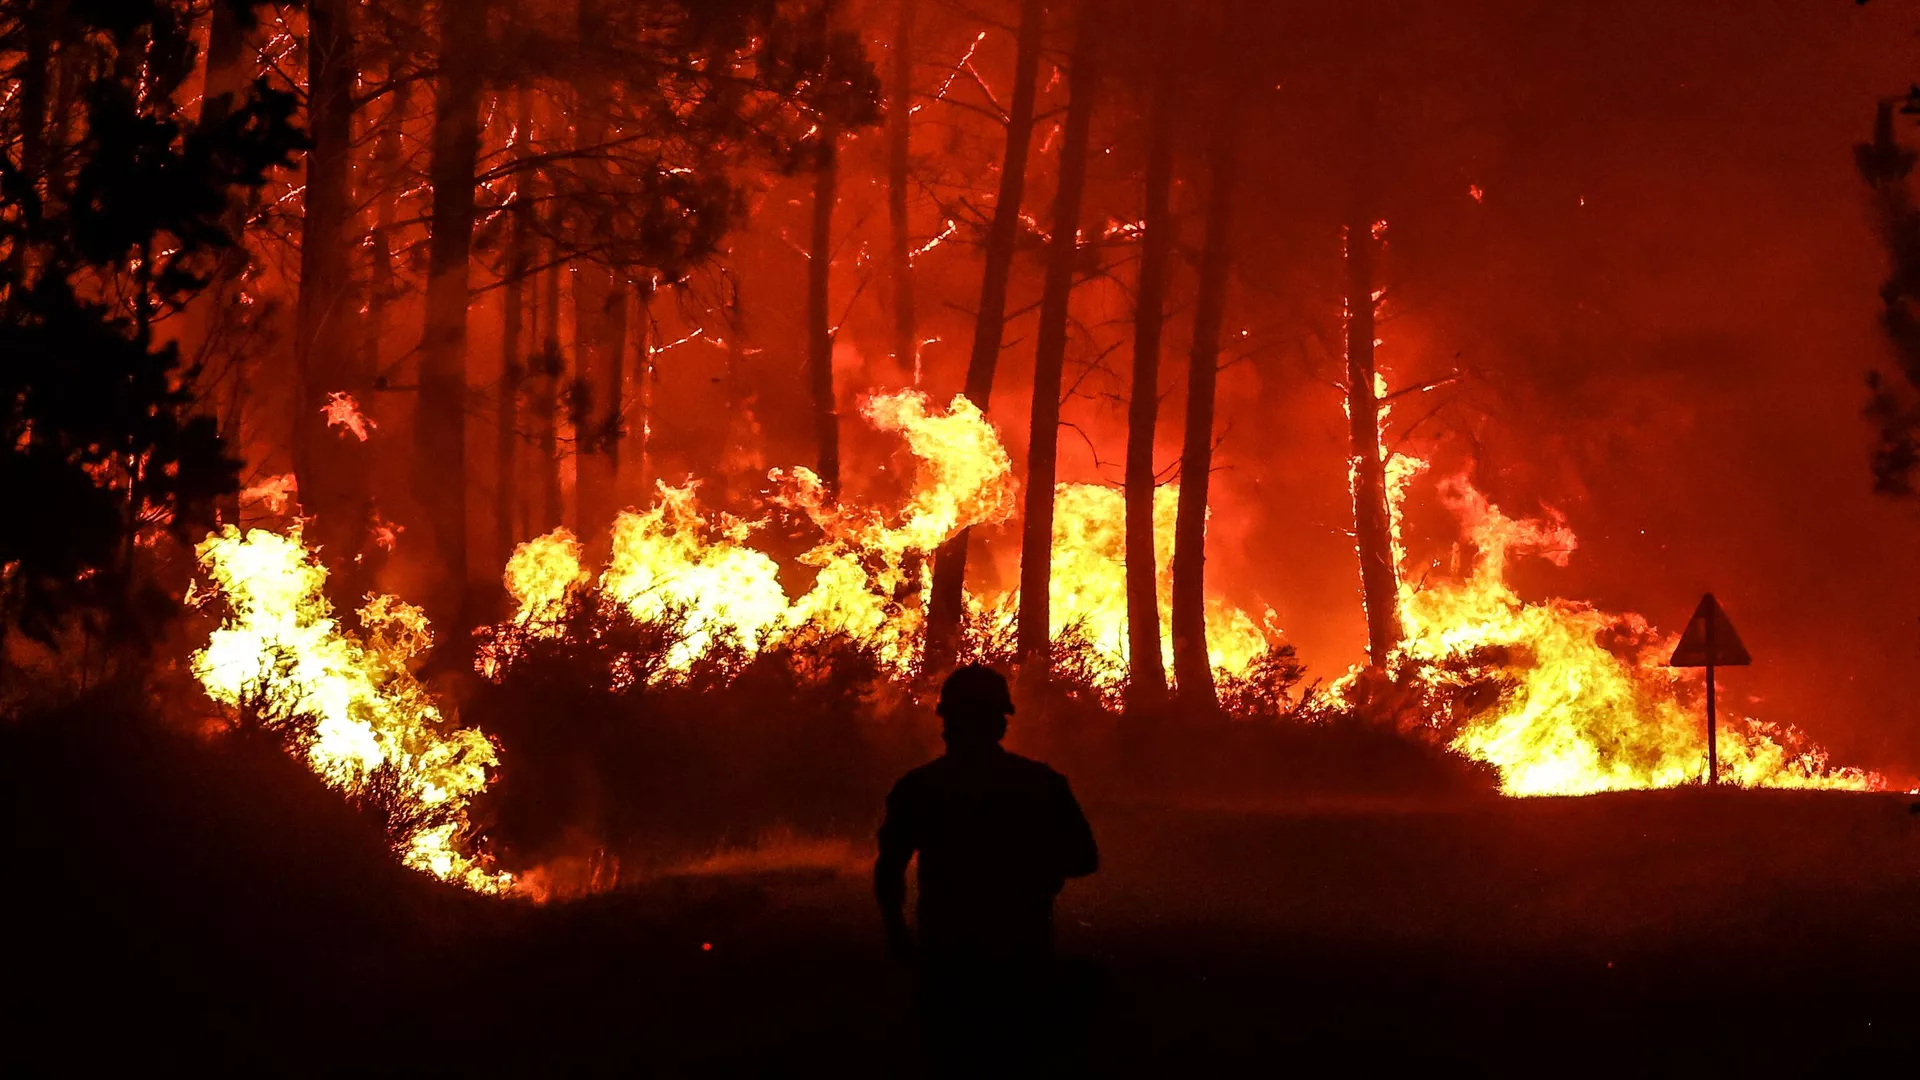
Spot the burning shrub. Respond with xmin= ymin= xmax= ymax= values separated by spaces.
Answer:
xmin=189 ymin=526 xmax=508 ymax=891
xmin=1214 ymin=642 xmax=1314 ymax=720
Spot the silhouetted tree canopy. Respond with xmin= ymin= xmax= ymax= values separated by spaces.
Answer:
xmin=0 ymin=0 xmax=302 ymax=644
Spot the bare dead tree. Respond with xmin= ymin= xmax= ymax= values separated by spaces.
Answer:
xmin=1346 ymin=202 xmax=1401 ymax=670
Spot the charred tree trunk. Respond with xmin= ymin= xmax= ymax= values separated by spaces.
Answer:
xmin=1015 ymin=6 xmax=1100 ymax=668
xmin=363 ymin=81 xmax=410 ymax=399
xmin=199 ymin=0 xmax=250 ymax=525
xmin=536 ymin=191 xmax=565 ymax=532
xmin=517 ymin=168 xmax=545 ymax=540
xmin=805 ymin=0 xmax=842 ymax=497
xmin=887 ymin=0 xmax=918 ymax=379
xmin=1170 ymin=100 xmax=1244 ymax=713
xmin=414 ymin=0 xmax=484 ymax=635
xmin=716 ymin=269 xmax=749 ymax=505
xmin=807 ymin=127 xmax=841 ymax=497
xmin=633 ymin=283 xmax=653 ymax=499
xmin=294 ymin=0 xmax=366 ymax=576
xmin=12 ymin=1 xmax=57 ymax=278
xmin=48 ymin=35 xmax=79 ymax=176
xmin=571 ymin=2 xmax=628 ymax=537
xmin=495 ymin=89 xmax=534 ymax=573
xmin=1346 ymin=211 xmax=1400 ymax=669
xmin=923 ymin=0 xmax=1045 ymax=674
xmin=1124 ymin=73 xmax=1175 ymax=712
xmin=572 ymin=261 xmax=628 ymax=534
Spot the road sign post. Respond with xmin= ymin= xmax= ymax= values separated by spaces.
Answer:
xmin=1668 ymin=593 xmax=1751 ymax=787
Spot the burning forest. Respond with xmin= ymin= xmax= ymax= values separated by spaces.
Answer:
xmin=5 ymin=0 xmax=1920 ymax=1072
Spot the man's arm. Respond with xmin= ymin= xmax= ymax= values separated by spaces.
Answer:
xmin=874 ymin=782 xmax=916 ymax=959
xmin=1054 ymin=774 xmax=1098 ymax=879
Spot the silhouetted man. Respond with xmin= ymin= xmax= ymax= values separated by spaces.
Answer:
xmin=875 ymin=664 xmax=1098 ymax=1071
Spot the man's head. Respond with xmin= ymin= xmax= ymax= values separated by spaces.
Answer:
xmin=936 ymin=664 xmax=1013 ymax=748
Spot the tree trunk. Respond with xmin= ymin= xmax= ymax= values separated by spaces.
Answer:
xmin=633 ymin=283 xmax=652 ymax=500
xmin=887 ymin=0 xmax=918 ymax=379
xmin=414 ymin=0 xmax=484 ymax=635
xmin=363 ymin=80 xmax=410 ymax=399
xmin=294 ymin=0 xmax=366 ymax=576
xmin=1124 ymin=72 xmax=1175 ymax=712
xmin=807 ymin=125 xmax=841 ymax=497
xmin=1015 ymin=5 xmax=1100 ymax=668
xmin=571 ymin=2 xmax=627 ymax=538
xmin=536 ymin=190 xmax=565 ymax=531
xmin=495 ymin=88 xmax=533 ymax=574
xmin=715 ymin=268 xmax=750 ymax=506
xmin=12 ymin=2 xmax=57 ymax=278
xmin=923 ymin=0 xmax=1046 ymax=675
xmin=1346 ymin=210 xmax=1400 ymax=669
xmin=48 ymin=35 xmax=79 ymax=176
xmin=1170 ymin=100 xmax=1244 ymax=713
xmin=572 ymin=259 xmax=628 ymax=535
xmin=517 ymin=172 xmax=544 ymax=541
xmin=199 ymin=0 xmax=250 ymax=525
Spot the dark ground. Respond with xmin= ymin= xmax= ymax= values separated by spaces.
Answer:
xmin=6 ymin=705 xmax=1917 ymax=1075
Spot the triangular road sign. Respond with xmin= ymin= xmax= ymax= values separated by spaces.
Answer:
xmin=1669 ymin=593 xmax=1752 ymax=668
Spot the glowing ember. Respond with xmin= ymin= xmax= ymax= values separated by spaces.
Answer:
xmin=190 ymin=527 xmax=509 ymax=892
xmin=240 ymin=473 xmax=298 ymax=515
xmin=321 ymin=391 xmax=376 ymax=441
xmin=368 ymin=512 xmax=402 ymax=553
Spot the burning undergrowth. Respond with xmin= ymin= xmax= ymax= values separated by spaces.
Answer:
xmin=182 ymin=390 xmax=1888 ymax=897
xmin=1342 ymin=464 xmax=1885 ymax=797
xmin=189 ymin=527 xmax=511 ymax=893
xmin=478 ymin=390 xmax=1286 ymax=697
xmin=462 ymin=591 xmax=1476 ymax=900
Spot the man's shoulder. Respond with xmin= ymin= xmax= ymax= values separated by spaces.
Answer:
xmin=892 ymin=750 xmax=1072 ymax=799
xmin=998 ymin=750 xmax=1066 ymax=780
xmin=888 ymin=757 xmax=949 ymax=796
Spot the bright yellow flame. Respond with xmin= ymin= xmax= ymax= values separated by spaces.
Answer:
xmin=1393 ymin=474 xmax=1878 ymax=796
xmin=496 ymin=391 xmax=1021 ymax=680
xmin=503 ymin=527 xmax=589 ymax=626
xmin=489 ymin=392 xmax=1276 ymax=691
xmin=190 ymin=526 xmax=509 ymax=892
xmin=602 ymin=484 xmax=790 ymax=671
xmin=1046 ymin=483 xmax=1272 ymax=693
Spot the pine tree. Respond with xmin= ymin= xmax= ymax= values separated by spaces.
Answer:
xmin=1016 ymin=0 xmax=1102 ymax=669
xmin=0 ymin=0 xmax=301 ymax=645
